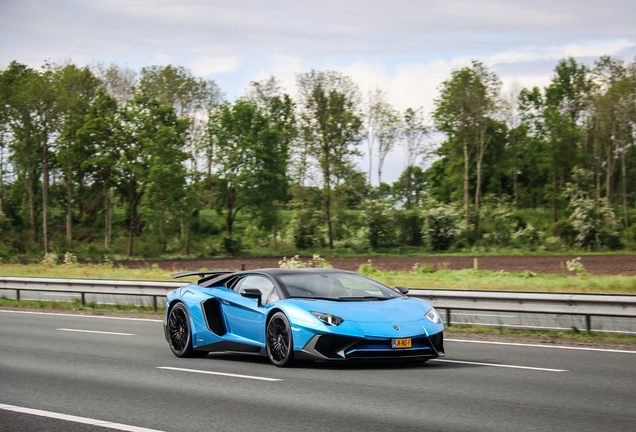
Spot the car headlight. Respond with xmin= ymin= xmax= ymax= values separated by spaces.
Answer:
xmin=425 ymin=308 xmax=442 ymax=324
xmin=311 ymin=311 xmax=345 ymax=326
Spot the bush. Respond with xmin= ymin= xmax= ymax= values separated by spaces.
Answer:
xmin=395 ymin=210 xmax=423 ymax=246
xmin=222 ymin=235 xmax=243 ymax=256
xmin=565 ymin=168 xmax=621 ymax=249
xmin=278 ymin=254 xmax=332 ymax=269
xmin=551 ymin=219 xmax=577 ymax=246
xmin=421 ymin=199 xmax=461 ymax=251
xmin=361 ymin=200 xmax=394 ymax=249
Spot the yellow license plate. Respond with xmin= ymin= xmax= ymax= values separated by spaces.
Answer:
xmin=392 ymin=338 xmax=412 ymax=348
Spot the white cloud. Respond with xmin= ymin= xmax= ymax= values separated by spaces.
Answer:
xmin=190 ymin=57 xmax=240 ymax=76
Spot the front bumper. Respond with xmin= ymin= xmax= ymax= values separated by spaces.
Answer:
xmin=296 ymin=331 xmax=445 ymax=361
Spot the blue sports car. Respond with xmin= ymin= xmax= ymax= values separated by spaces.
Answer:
xmin=164 ymin=268 xmax=445 ymax=367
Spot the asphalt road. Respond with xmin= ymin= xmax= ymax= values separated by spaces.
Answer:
xmin=1 ymin=310 xmax=635 ymax=432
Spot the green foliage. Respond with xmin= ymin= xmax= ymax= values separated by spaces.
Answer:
xmin=361 ymin=199 xmax=394 ymax=249
xmin=0 ymin=57 xmax=635 ymax=259
xmin=278 ymin=254 xmax=332 ymax=269
xmin=421 ymin=199 xmax=462 ymax=251
xmin=357 ymin=260 xmax=381 ymax=276
xmin=222 ymin=235 xmax=243 ymax=256
xmin=565 ymin=168 xmax=621 ymax=249
xmin=394 ymin=209 xmax=423 ymax=246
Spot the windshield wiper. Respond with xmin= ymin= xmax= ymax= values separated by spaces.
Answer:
xmin=339 ymin=296 xmax=388 ymax=301
xmin=293 ymin=296 xmax=341 ymax=301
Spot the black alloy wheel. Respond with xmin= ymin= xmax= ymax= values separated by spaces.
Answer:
xmin=266 ymin=312 xmax=294 ymax=367
xmin=168 ymin=303 xmax=206 ymax=358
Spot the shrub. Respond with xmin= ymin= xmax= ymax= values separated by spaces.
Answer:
xmin=395 ymin=210 xmax=423 ymax=246
xmin=41 ymin=253 xmax=59 ymax=265
xmin=566 ymin=257 xmax=588 ymax=277
xmin=222 ymin=235 xmax=243 ymax=256
xmin=278 ymin=254 xmax=332 ymax=269
xmin=358 ymin=259 xmax=380 ymax=276
xmin=565 ymin=168 xmax=621 ymax=250
xmin=361 ymin=200 xmax=394 ymax=248
xmin=421 ymin=199 xmax=461 ymax=251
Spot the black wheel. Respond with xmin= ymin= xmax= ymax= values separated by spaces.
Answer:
xmin=266 ymin=312 xmax=294 ymax=367
xmin=167 ymin=303 xmax=206 ymax=358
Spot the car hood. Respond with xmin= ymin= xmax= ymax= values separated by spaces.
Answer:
xmin=294 ymin=297 xmax=433 ymax=337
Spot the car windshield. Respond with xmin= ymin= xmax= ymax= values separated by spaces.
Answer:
xmin=279 ymin=272 xmax=403 ymax=300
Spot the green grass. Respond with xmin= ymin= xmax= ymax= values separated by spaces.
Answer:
xmin=2 ymin=262 xmax=636 ymax=294
xmin=371 ymin=269 xmax=636 ymax=294
xmin=0 ymin=297 xmax=164 ymax=314
xmin=446 ymin=324 xmax=636 ymax=345
xmin=0 ymin=263 xmax=175 ymax=281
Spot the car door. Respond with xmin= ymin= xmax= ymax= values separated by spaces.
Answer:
xmin=220 ymin=275 xmax=276 ymax=346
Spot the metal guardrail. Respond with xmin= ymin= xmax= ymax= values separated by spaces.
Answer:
xmin=0 ymin=277 xmax=182 ymax=312
xmin=409 ymin=289 xmax=636 ymax=332
xmin=1 ymin=277 xmax=635 ymax=331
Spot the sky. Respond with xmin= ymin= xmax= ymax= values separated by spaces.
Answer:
xmin=1 ymin=0 xmax=635 ymax=184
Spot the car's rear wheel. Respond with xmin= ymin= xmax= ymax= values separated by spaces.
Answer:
xmin=266 ymin=312 xmax=294 ymax=367
xmin=168 ymin=303 xmax=206 ymax=358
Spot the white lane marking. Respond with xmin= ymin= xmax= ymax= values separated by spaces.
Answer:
xmin=447 ymin=338 xmax=636 ymax=354
xmin=57 ymin=328 xmax=136 ymax=336
xmin=450 ymin=322 xmax=636 ymax=335
xmin=0 ymin=403 xmax=163 ymax=432
xmin=157 ymin=366 xmax=283 ymax=382
xmin=431 ymin=359 xmax=568 ymax=372
xmin=0 ymin=309 xmax=162 ymax=323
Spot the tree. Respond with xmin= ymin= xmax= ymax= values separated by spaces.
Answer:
xmin=393 ymin=165 xmax=426 ymax=208
xmin=103 ymin=93 xmax=188 ymax=256
xmin=401 ymin=107 xmax=429 ymax=209
xmin=78 ymin=89 xmax=120 ymax=250
xmin=209 ymin=99 xmax=290 ymax=237
xmin=243 ymin=77 xmax=296 ymax=244
xmin=4 ymin=62 xmax=62 ymax=252
xmin=521 ymin=58 xmax=593 ymax=223
xmin=296 ymin=70 xmax=363 ymax=248
xmin=139 ymin=65 xmax=223 ymax=244
xmin=433 ymin=61 xmax=500 ymax=243
xmin=55 ymin=64 xmax=100 ymax=249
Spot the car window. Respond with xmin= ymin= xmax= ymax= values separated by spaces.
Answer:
xmin=237 ymin=276 xmax=276 ymax=304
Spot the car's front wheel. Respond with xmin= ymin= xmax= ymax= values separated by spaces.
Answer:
xmin=167 ymin=302 xmax=206 ymax=358
xmin=266 ymin=312 xmax=294 ymax=367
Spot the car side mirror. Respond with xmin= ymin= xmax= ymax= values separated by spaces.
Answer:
xmin=395 ymin=286 xmax=409 ymax=295
xmin=241 ymin=288 xmax=263 ymax=306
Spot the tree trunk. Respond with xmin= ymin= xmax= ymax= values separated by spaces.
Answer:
xmin=620 ymin=147 xmax=629 ymax=248
xmin=104 ymin=189 xmax=112 ymax=250
xmin=128 ymin=203 xmax=136 ymax=257
xmin=552 ymin=162 xmax=557 ymax=224
xmin=27 ymin=167 xmax=37 ymax=242
xmin=66 ymin=155 xmax=73 ymax=250
xmin=463 ymin=134 xmax=471 ymax=242
xmin=42 ymin=143 xmax=49 ymax=254
xmin=185 ymin=212 xmax=191 ymax=256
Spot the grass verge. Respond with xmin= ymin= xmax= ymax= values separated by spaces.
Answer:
xmin=446 ymin=324 xmax=636 ymax=344
xmin=0 ymin=297 xmax=164 ymax=314
xmin=2 ymin=263 xmax=636 ymax=294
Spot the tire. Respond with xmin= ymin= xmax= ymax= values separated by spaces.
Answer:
xmin=167 ymin=303 xmax=207 ymax=358
xmin=266 ymin=312 xmax=294 ymax=367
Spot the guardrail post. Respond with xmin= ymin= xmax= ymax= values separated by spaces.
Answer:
xmin=585 ymin=315 xmax=591 ymax=332
xmin=81 ymin=292 xmax=85 ymax=306
xmin=153 ymin=296 xmax=157 ymax=312
xmin=446 ymin=308 xmax=452 ymax=327
xmin=16 ymin=289 xmax=20 ymax=302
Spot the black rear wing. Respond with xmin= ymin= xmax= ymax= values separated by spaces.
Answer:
xmin=171 ymin=270 xmax=234 ymax=280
